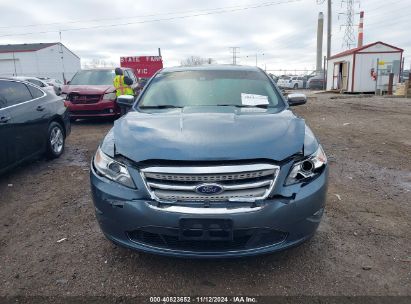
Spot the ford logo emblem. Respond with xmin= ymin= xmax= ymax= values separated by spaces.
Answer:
xmin=195 ymin=183 xmax=224 ymax=195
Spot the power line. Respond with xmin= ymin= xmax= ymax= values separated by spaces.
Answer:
xmin=0 ymin=0 xmax=302 ymax=37
xmin=366 ymin=0 xmax=407 ymax=13
xmin=0 ymin=0 xmax=299 ymax=30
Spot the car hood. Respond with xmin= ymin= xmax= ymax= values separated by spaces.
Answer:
xmin=111 ymin=107 xmax=306 ymax=163
xmin=62 ymin=84 xmax=114 ymax=94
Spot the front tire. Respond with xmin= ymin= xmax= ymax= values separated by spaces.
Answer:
xmin=46 ymin=122 xmax=65 ymax=159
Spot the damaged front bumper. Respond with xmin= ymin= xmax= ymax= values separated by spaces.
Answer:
xmin=90 ymin=161 xmax=328 ymax=258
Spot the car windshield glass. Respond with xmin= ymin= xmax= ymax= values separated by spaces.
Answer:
xmin=138 ymin=70 xmax=284 ymax=108
xmin=69 ymin=70 xmax=115 ymax=85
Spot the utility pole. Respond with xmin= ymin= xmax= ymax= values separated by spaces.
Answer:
xmin=12 ymin=52 xmax=17 ymax=76
xmin=247 ymin=53 xmax=264 ymax=67
xmin=316 ymin=0 xmax=331 ymax=59
xmin=327 ymin=0 xmax=332 ymax=59
xmin=229 ymin=47 xmax=240 ymax=65
xmin=59 ymin=31 xmax=66 ymax=83
xmin=316 ymin=12 xmax=324 ymax=73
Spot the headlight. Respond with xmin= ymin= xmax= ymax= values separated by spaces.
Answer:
xmin=285 ymin=145 xmax=327 ymax=185
xmin=93 ymin=147 xmax=135 ymax=188
xmin=103 ymin=92 xmax=117 ymax=101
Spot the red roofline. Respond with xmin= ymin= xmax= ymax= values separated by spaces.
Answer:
xmin=329 ymin=41 xmax=403 ymax=60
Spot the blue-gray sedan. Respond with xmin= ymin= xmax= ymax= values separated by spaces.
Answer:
xmin=90 ymin=65 xmax=328 ymax=258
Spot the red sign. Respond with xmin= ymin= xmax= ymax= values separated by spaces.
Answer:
xmin=120 ymin=56 xmax=163 ymax=78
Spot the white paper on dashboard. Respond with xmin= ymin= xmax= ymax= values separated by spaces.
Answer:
xmin=241 ymin=93 xmax=269 ymax=105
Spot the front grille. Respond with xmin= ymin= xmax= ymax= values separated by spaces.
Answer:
xmin=127 ymin=227 xmax=287 ymax=252
xmin=141 ymin=164 xmax=279 ymax=202
xmin=69 ymin=94 xmax=102 ymax=104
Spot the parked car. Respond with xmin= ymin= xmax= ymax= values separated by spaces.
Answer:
xmin=62 ymin=68 xmax=139 ymax=120
xmin=268 ymin=73 xmax=279 ymax=83
xmin=12 ymin=76 xmax=56 ymax=96
xmin=307 ymin=76 xmax=326 ymax=90
xmin=0 ymin=78 xmax=70 ymax=174
xmin=38 ymin=77 xmax=64 ymax=95
xmin=90 ymin=65 xmax=328 ymax=258
xmin=277 ymin=75 xmax=305 ymax=89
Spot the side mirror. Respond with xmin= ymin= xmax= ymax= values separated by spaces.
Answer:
xmin=287 ymin=93 xmax=307 ymax=106
xmin=116 ymin=95 xmax=135 ymax=108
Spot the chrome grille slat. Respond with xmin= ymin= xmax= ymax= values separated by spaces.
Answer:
xmin=141 ymin=164 xmax=280 ymax=202
xmin=144 ymin=170 xmax=275 ymax=182
xmin=154 ymin=188 xmax=267 ymax=201
xmin=147 ymin=180 xmax=272 ymax=191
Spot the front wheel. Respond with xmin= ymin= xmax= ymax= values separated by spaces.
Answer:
xmin=46 ymin=122 xmax=65 ymax=159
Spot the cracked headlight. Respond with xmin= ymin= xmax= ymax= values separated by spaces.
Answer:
xmin=93 ymin=147 xmax=135 ymax=188
xmin=285 ymin=145 xmax=327 ymax=186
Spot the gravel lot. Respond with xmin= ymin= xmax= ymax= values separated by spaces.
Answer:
xmin=0 ymin=92 xmax=410 ymax=297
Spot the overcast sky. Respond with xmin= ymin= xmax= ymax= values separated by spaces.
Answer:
xmin=0 ymin=0 xmax=409 ymax=72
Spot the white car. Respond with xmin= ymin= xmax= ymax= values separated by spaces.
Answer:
xmin=11 ymin=76 xmax=56 ymax=95
xmin=277 ymin=76 xmax=305 ymax=89
xmin=38 ymin=77 xmax=63 ymax=95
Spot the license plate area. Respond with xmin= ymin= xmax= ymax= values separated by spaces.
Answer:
xmin=179 ymin=219 xmax=233 ymax=241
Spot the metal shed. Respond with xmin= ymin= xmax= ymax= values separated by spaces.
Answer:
xmin=326 ymin=41 xmax=403 ymax=93
xmin=0 ymin=42 xmax=80 ymax=83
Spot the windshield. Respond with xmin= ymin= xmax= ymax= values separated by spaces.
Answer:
xmin=138 ymin=70 xmax=284 ymax=108
xmin=69 ymin=70 xmax=115 ymax=85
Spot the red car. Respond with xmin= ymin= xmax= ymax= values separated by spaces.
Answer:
xmin=62 ymin=68 xmax=138 ymax=120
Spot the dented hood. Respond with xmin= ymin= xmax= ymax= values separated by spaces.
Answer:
xmin=111 ymin=107 xmax=306 ymax=162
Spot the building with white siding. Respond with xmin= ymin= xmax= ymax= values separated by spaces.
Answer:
xmin=0 ymin=42 xmax=80 ymax=83
xmin=326 ymin=41 xmax=404 ymax=93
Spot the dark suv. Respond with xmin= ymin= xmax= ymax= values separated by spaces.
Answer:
xmin=0 ymin=78 xmax=70 ymax=174
xmin=62 ymin=68 xmax=138 ymax=120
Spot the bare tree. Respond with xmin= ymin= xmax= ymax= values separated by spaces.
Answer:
xmin=82 ymin=59 xmax=117 ymax=69
xmin=180 ymin=56 xmax=216 ymax=66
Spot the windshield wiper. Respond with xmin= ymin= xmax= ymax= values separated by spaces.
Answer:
xmin=139 ymin=105 xmax=183 ymax=109
xmin=217 ymin=104 xmax=270 ymax=108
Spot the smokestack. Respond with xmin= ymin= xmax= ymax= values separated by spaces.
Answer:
xmin=358 ymin=11 xmax=364 ymax=47
xmin=316 ymin=12 xmax=324 ymax=73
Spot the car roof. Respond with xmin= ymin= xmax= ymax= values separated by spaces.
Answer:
xmin=161 ymin=65 xmax=262 ymax=73
xmin=80 ymin=68 xmax=132 ymax=71
xmin=0 ymin=76 xmax=38 ymax=83
xmin=0 ymin=77 xmax=46 ymax=90
xmin=12 ymin=76 xmax=45 ymax=81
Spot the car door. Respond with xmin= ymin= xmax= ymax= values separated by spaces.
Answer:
xmin=2 ymin=80 xmax=50 ymax=164
xmin=0 ymin=81 xmax=13 ymax=170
